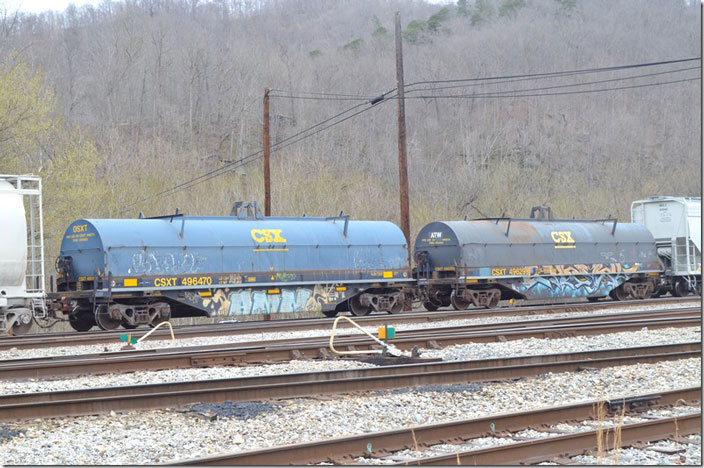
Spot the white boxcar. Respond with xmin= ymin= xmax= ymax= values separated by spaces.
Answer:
xmin=631 ymin=196 xmax=701 ymax=296
xmin=0 ymin=175 xmax=45 ymax=334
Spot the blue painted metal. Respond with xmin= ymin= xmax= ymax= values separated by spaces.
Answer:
xmin=415 ymin=219 xmax=660 ymax=272
xmin=60 ymin=215 xmax=410 ymax=283
xmin=414 ymin=218 xmax=661 ymax=300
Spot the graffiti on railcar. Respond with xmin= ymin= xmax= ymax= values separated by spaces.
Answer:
xmin=483 ymin=262 xmax=642 ymax=277
xmin=536 ymin=263 xmax=639 ymax=275
xmin=129 ymin=252 xmax=206 ymax=275
xmin=511 ymin=273 xmax=631 ymax=299
xmin=185 ymin=284 xmax=347 ymax=316
xmin=227 ymin=287 xmax=314 ymax=315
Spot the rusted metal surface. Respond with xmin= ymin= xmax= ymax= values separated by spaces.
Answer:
xmin=167 ymin=387 xmax=701 ymax=465
xmin=411 ymin=413 xmax=701 ymax=465
xmin=2 ymin=296 xmax=698 ymax=352
xmin=0 ymin=343 xmax=699 ymax=421
xmin=0 ymin=311 xmax=698 ymax=380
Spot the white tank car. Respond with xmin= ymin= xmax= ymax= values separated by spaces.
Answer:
xmin=0 ymin=177 xmax=40 ymax=334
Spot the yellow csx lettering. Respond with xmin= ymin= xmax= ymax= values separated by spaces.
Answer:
xmin=154 ymin=277 xmax=177 ymax=287
xmin=550 ymin=231 xmax=575 ymax=244
xmin=251 ymin=229 xmax=287 ymax=243
xmin=72 ymin=224 xmax=88 ymax=233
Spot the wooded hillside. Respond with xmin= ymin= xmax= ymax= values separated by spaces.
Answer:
xmin=0 ymin=0 xmax=700 ymax=262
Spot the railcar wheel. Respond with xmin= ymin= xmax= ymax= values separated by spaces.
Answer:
xmin=486 ymin=294 xmax=500 ymax=309
xmin=7 ymin=312 xmax=32 ymax=336
xmin=95 ymin=305 xmax=121 ymax=331
xmin=672 ymin=279 xmax=689 ymax=297
xmin=322 ymin=310 xmax=338 ymax=318
xmin=349 ymin=296 xmax=371 ymax=316
xmin=450 ymin=291 xmax=470 ymax=310
xmin=69 ymin=314 xmax=94 ymax=332
xmin=388 ymin=300 xmax=404 ymax=314
xmin=9 ymin=321 xmax=32 ymax=336
xmin=639 ymin=288 xmax=653 ymax=300
xmin=609 ymin=285 xmax=629 ymax=301
xmin=423 ymin=293 xmax=442 ymax=312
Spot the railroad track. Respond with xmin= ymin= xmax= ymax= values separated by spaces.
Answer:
xmin=0 ymin=342 xmax=699 ymax=421
xmin=168 ymin=386 xmax=701 ymax=465
xmin=399 ymin=414 xmax=701 ymax=465
xmin=5 ymin=296 xmax=698 ymax=351
xmin=1 ymin=308 xmax=700 ymax=379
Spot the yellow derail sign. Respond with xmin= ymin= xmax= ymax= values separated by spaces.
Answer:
xmin=551 ymin=231 xmax=576 ymax=249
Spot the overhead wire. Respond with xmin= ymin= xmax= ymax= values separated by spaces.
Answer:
xmin=123 ymin=93 xmax=393 ymax=212
xmin=404 ymin=65 xmax=700 ymax=95
xmin=269 ymin=89 xmax=375 ymax=99
xmin=409 ymin=77 xmax=700 ymax=100
xmin=268 ymin=57 xmax=701 ymax=102
xmin=268 ymin=94 xmax=372 ymax=101
xmin=125 ymin=57 xmax=700 ymax=211
xmin=164 ymin=97 xmax=393 ymax=197
xmin=403 ymin=56 xmax=701 ymax=88
xmin=404 ymin=66 xmax=701 ymax=99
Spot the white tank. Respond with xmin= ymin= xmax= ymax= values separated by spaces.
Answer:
xmin=0 ymin=179 xmax=28 ymax=297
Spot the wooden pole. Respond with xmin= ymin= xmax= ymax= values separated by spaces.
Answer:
xmin=263 ymin=87 xmax=271 ymax=216
xmin=395 ymin=12 xmax=411 ymax=260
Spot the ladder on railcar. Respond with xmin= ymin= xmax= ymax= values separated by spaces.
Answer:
xmin=2 ymin=175 xmax=47 ymax=318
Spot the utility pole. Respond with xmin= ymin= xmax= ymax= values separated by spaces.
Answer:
xmin=395 ymin=12 xmax=411 ymax=259
xmin=263 ymin=87 xmax=271 ymax=216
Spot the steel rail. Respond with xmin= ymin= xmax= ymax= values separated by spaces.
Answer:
xmin=167 ymin=386 xmax=701 ymax=465
xmin=0 ymin=343 xmax=699 ymax=421
xmin=4 ymin=307 xmax=697 ymax=364
xmin=0 ymin=312 xmax=699 ymax=379
xmin=405 ymin=413 xmax=701 ymax=465
xmin=5 ymin=296 xmax=699 ymax=351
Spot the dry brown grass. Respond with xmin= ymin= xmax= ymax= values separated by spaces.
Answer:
xmin=612 ymin=403 xmax=626 ymax=464
xmin=594 ymin=399 xmax=609 ymax=463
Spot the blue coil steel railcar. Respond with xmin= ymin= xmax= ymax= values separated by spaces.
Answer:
xmin=414 ymin=212 xmax=662 ymax=310
xmin=55 ymin=203 xmax=412 ymax=331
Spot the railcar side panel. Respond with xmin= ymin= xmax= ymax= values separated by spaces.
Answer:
xmin=415 ymin=218 xmax=661 ymax=307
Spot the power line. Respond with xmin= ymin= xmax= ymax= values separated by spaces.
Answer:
xmin=269 ymin=89 xmax=375 ymax=99
xmin=265 ymin=94 xmax=394 ymax=154
xmin=144 ymin=102 xmax=367 ymax=200
xmin=268 ymin=94 xmax=372 ymax=102
xmin=405 ymin=65 xmax=700 ymax=95
xmin=404 ymin=66 xmax=700 ymax=99
xmin=157 ymin=101 xmax=394 ymax=200
xmin=123 ymin=57 xmax=701 ymax=211
xmin=404 ymin=56 xmax=701 ymax=88
xmin=267 ymin=57 xmax=700 ymax=103
xmin=406 ymin=76 xmax=700 ymax=100
xmin=123 ymin=95 xmax=392 ymax=212
xmin=144 ymin=99 xmax=392 ymax=202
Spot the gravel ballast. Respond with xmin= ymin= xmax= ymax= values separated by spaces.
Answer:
xmin=0 ymin=357 xmax=699 ymax=465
